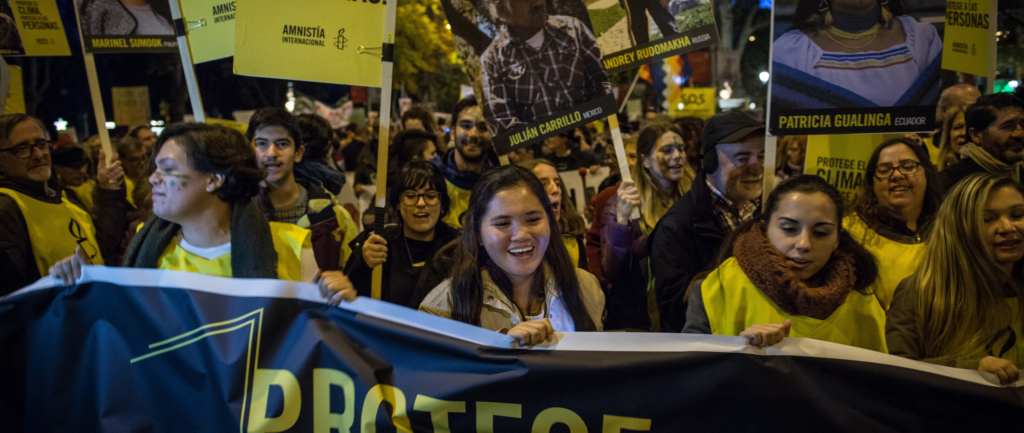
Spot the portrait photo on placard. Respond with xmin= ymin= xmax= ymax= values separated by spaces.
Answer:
xmin=769 ymin=0 xmax=944 ymax=136
xmin=441 ymin=0 xmax=617 ymax=153
xmin=76 ymin=0 xmax=177 ymax=53
xmin=0 ymin=1 xmax=24 ymax=55
xmin=590 ymin=0 xmax=719 ymax=73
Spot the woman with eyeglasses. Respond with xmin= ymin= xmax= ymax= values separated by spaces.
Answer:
xmin=0 ymin=114 xmax=128 ymax=295
xmin=887 ymin=174 xmax=1024 ymax=385
xmin=846 ymin=137 xmax=944 ymax=310
xmin=346 ymin=160 xmax=459 ymax=307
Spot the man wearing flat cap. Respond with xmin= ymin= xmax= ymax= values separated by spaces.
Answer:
xmin=480 ymin=0 xmax=612 ymax=135
xmin=648 ymin=110 xmax=766 ymax=332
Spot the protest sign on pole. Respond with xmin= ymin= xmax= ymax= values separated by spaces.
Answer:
xmin=668 ymin=87 xmax=715 ymax=118
xmin=440 ymin=0 xmax=617 ymax=155
xmin=177 ymin=0 xmax=235 ymax=63
xmin=591 ymin=0 xmax=719 ymax=74
xmin=802 ymin=133 xmax=903 ymax=200
xmin=233 ymin=0 xmax=385 ymax=87
xmin=767 ymin=0 xmax=944 ymax=136
xmin=369 ymin=0 xmax=397 ymax=301
xmin=3 ymin=267 xmax=1023 ymax=432
xmin=169 ymin=0 xmax=206 ymax=122
xmin=0 ymin=0 xmax=71 ymax=56
xmin=111 ymin=86 xmax=151 ymax=127
xmin=75 ymin=0 xmax=178 ymax=53
xmin=941 ymin=0 xmax=996 ymax=92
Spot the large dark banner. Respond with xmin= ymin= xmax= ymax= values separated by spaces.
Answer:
xmin=2 ymin=267 xmax=1023 ymax=432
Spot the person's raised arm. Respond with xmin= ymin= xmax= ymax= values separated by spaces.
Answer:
xmin=91 ymin=148 xmax=130 ymax=266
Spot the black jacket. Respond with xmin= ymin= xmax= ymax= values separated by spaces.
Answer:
xmin=0 ymin=175 xmax=129 ymax=295
xmin=940 ymin=157 xmax=986 ymax=191
xmin=648 ymin=174 xmax=757 ymax=332
xmin=345 ymin=221 xmax=459 ymax=308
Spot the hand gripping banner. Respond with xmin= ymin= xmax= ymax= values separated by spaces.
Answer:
xmin=2 ymin=266 xmax=1023 ymax=432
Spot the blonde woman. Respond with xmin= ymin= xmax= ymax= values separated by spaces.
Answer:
xmin=520 ymin=158 xmax=589 ymax=270
xmin=887 ymin=174 xmax=1024 ymax=385
xmin=601 ymin=123 xmax=695 ymax=330
xmin=937 ymin=104 xmax=969 ymax=171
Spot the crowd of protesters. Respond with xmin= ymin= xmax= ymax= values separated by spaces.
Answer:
xmin=3 ymin=85 xmax=1024 ymax=384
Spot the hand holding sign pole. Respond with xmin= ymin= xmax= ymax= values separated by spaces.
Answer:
xmin=370 ymin=0 xmax=398 ymax=301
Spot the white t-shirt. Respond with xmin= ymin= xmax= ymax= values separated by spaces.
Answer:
xmin=126 ymin=5 xmax=173 ymax=35
xmin=525 ymin=29 xmax=545 ymax=51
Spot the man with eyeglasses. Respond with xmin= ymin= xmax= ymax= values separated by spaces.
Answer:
xmin=247 ymin=107 xmax=360 ymax=271
xmin=437 ymin=98 xmax=496 ymax=229
xmin=942 ymin=93 xmax=1024 ymax=190
xmin=649 ymin=110 xmax=766 ymax=332
xmin=0 ymin=114 xmax=129 ymax=295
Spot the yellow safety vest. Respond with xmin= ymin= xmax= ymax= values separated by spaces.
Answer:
xmin=156 ymin=222 xmax=311 ymax=281
xmin=843 ymin=214 xmax=925 ymax=310
xmin=702 ymin=257 xmax=888 ymax=353
xmin=442 ymin=179 xmax=471 ymax=229
xmin=67 ymin=180 xmax=96 ymax=213
xmin=923 ymin=137 xmax=941 ymax=167
xmin=0 ymin=187 xmax=105 ymax=275
xmin=563 ymin=235 xmax=580 ymax=268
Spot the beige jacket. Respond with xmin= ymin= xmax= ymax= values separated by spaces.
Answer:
xmin=419 ymin=266 xmax=605 ymax=332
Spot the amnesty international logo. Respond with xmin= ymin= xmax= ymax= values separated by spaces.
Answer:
xmin=334 ymin=29 xmax=347 ymax=51
xmin=131 ymin=309 xmax=267 ymax=433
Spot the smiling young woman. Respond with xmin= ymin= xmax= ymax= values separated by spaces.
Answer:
xmin=419 ymin=165 xmax=603 ymax=346
xmin=683 ymin=175 xmax=886 ymax=352
xmin=887 ymin=174 xmax=1024 ymax=385
xmin=845 ymin=137 xmax=944 ymax=310
xmin=345 ymin=160 xmax=458 ymax=308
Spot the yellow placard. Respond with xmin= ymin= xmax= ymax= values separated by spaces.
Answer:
xmin=5 ymin=64 xmax=23 ymax=114
xmin=233 ymin=0 xmax=384 ymax=87
xmin=111 ymin=86 xmax=152 ymax=127
xmin=803 ymin=134 xmax=901 ymax=201
xmin=180 ymin=0 xmax=235 ymax=63
xmin=205 ymin=117 xmax=248 ymax=134
xmin=669 ymin=88 xmax=716 ymax=119
xmin=941 ymin=0 xmax=994 ymax=77
xmin=0 ymin=0 xmax=71 ymax=56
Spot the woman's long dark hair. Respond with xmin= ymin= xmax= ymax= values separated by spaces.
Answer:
xmin=848 ymin=137 xmax=944 ymax=236
xmin=789 ymin=0 xmax=908 ymax=32
xmin=693 ymin=175 xmax=879 ymax=298
xmin=448 ymin=165 xmax=596 ymax=331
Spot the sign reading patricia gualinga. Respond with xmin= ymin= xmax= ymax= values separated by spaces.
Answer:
xmin=233 ymin=0 xmax=384 ymax=87
xmin=1 ymin=266 xmax=1022 ymax=431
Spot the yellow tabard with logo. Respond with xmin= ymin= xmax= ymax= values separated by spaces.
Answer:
xmin=0 ymin=188 xmax=105 ymax=275
xmin=702 ymin=257 xmax=888 ymax=353
xmin=442 ymin=179 xmax=471 ymax=229
xmin=843 ymin=213 xmax=925 ymax=311
xmin=67 ymin=180 xmax=96 ymax=213
xmin=156 ymin=222 xmax=311 ymax=281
